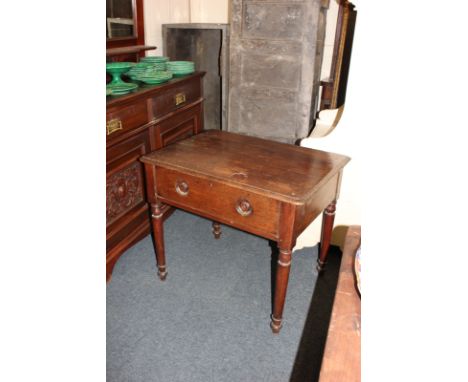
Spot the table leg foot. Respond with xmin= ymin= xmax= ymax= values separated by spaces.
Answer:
xmin=316 ymin=258 xmax=325 ymax=273
xmin=270 ymin=315 xmax=283 ymax=334
xmin=157 ymin=266 xmax=167 ymax=281
xmin=212 ymin=221 xmax=221 ymax=239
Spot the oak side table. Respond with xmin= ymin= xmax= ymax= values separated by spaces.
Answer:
xmin=141 ymin=130 xmax=350 ymax=333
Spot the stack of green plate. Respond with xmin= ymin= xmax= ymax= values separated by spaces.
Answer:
xmin=166 ymin=61 xmax=195 ymax=77
xmin=126 ymin=62 xmax=156 ymax=80
xmin=136 ymin=70 xmax=173 ymax=85
xmin=140 ymin=56 xmax=169 ymax=71
xmin=106 ymin=82 xmax=138 ymax=95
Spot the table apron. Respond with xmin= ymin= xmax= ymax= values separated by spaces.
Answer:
xmin=153 ymin=166 xmax=282 ymax=240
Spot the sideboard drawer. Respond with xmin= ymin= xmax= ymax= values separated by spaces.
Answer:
xmin=106 ymin=100 xmax=148 ymax=138
xmin=149 ymin=103 xmax=202 ymax=150
xmin=154 ymin=166 xmax=280 ymax=237
xmin=149 ymin=79 xmax=201 ymax=120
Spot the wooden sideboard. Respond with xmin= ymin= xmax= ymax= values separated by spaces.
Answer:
xmin=106 ymin=72 xmax=205 ymax=281
xmin=319 ymin=225 xmax=361 ymax=381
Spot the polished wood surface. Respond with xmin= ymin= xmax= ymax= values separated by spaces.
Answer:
xmin=141 ymin=131 xmax=349 ymax=203
xmin=317 ymin=201 xmax=337 ymax=272
xmin=141 ymin=131 xmax=350 ymax=332
xmin=106 ymin=45 xmax=157 ymax=62
xmin=319 ymin=225 xmax=361 ymax=382
xmin=106 ymin=45 xmax=156 ymax=57
xmin=106 ymin=73 xmax=205 ymax=282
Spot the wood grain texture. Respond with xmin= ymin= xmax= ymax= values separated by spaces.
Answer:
xmin=149 ymin=102 xmax=203 ymax=150
xmin=317 ymin=201 xmax=337 ymax=272
xmin=106 ymin=45 xmax=156 ymax=57
xmin=148 ymin=79 xmax=202 ymax=119
xmin=319 ymin=225 xmax=361 ymax=382
xmin=141 ymin=130 xmax=350 ymax=203
xmin=154 ymin=165 xmax=281 ymax=239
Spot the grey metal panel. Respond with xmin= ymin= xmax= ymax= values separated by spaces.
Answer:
xmin=227 ymin=0 xmax=328 ymax=143
xmin=163 ymin=23 xmax=229 ymax=132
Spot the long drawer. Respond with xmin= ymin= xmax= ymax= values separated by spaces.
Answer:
xmin=154 ymin=166 xmax=280 ymax=239
xmin=149 ymin=77 xmax=202 ymax=120
xmin=106 ymin=99 xmax=148 ymax=139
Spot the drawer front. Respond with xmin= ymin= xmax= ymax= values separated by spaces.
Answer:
xmin=150 ymin=103 xmax=202 ymax=150
xmin=150 ymin=78 xmax=201 ymax=120
xmin=106 ymin=100 xmax=148 ymax=139
xmin=155 ymin=167 xmax=280 ymax=238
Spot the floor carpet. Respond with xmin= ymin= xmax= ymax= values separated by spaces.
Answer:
xmin=107 ymin=210 xmax=341 ymax=381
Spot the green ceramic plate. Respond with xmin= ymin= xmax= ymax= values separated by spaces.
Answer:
xmin=141 ymin=56 xmax=169 ymax=63
xmin=167 ymin=67 xmax=194 ymax=71
xmin=134 ymin=62 xmax=155 ymax=68
xmin=137 ymin=70 xmax=172 ymax=78
xmin=167 ymin=64 xmax=194 ymax=67
xmin=167 ymin=64 xmax=194 ymax=68
xmin=167 ymin=61 xmax=194 ymax=65
xmin=138 ymin=77 xmax=171 ymax=84
xmin=106 ymin=82 xmax=138 ymax=95
xmin=169 ymin=67 xmax=195 ymax=75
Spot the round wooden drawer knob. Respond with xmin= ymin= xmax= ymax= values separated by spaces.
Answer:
xmin=175 ymin=180 xmax=189 ymax=196
xmin=236 ymin=199 xmax=253 ymax=216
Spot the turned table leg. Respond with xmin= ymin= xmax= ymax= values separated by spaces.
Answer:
xmin=151 ymin=203 xmax=167 ymax=280
xmin=317 ymin=200 xmax=336 ymax=273
xmin=212 ymin=221 xmax=221 ymax=239
xmin=271 ymin=248 xmax=292 ymax=334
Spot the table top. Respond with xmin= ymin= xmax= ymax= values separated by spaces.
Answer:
xmin=140 ymin=130 xmax=350 ymax=204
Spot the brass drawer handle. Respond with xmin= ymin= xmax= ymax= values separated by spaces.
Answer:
xmin=175 ymin=180 xmax=189 ymax=196
xmin=175 ymin=92 xmax=186 ymax=106
xmin=107 ymin=118 xmax=123 ymax=135
xmin=236 ymin=199 xmax=253 ymax=217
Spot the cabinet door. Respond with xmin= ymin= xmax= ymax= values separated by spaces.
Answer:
xmin=149 ymin=102 xmax=203 ymax=150
xmin=106 ymin=131 xmax=151 ymax=253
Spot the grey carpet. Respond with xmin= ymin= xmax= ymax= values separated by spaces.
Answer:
xmin=107 ymin=210 xmax=340 ymax=382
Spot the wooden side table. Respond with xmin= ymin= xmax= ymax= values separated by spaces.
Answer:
xmin=141 ymin=131 xmax=350 ymax=333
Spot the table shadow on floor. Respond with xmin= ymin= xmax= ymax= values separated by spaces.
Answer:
xmin=289 ymin=245 xmax=343 ymax=382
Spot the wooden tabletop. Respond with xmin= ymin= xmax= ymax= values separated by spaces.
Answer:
xmin=140 ymin=130 xmax=350 ymax=204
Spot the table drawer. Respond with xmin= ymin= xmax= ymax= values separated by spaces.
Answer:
xmin=149 ymin=78 xmax=201 ymax=120
xmin=106 ymin=100 xmax=148 ymax=138
xmin=155 ymin=167 xmax=280 ymax=237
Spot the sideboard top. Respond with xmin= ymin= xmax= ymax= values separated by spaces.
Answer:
xmin=106 ymin=71 xmax=205 ymax=108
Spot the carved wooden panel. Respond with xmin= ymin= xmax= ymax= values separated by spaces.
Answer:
xmin=106 ymin=161 xmax=144 ymax=226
